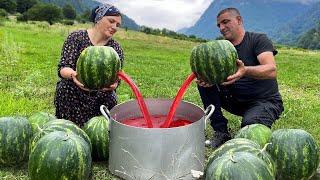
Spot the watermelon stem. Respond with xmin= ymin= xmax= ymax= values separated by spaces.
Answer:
xmin=63 ymin=133 xmax=71 ymax=141
xmin=230 ymin=154 xmax=237 ymax=163
xmin=260 ymin=142 xmax=272 ymax=153
xmin=36 ymin=124 xmax=42 ymax=132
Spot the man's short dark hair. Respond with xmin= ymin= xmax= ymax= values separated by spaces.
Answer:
xmin=217 ymin=7 xmax=241 ymax=18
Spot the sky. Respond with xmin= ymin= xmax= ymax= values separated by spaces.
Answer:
xmin=99 ymin=0 xmax=212 ymax=31
xmin=98 ymin=0 xmax=319 ymax=31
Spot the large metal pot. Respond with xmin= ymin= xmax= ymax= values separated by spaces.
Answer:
xmin=100 ymin=98 xmax=214 ymax=180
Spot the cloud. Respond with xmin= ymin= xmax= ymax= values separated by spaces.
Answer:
xmin=97 ymin=0 xmax=319 ymax=30
xmin=98 ymin=0 xmax=212 ymax=31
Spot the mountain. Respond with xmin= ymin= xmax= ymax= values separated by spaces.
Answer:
xmin=297 ymin=23 xmax=320 ymax=49
xmin=121 ymin=14 xmax=140 ymax=31
xmin=273 ymin=1 xmax=320 ymax=45
xmin=40 ymin=0 xmax=100 ymax=14
xmin=179 ymin=0 xmax=313 ymax=41
xmin=39 ymin=0 xmax=140 ymax=30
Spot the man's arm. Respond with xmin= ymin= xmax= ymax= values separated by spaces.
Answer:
xmin=245 ymin=51 xmax=277 ymax=79
xmin=222 ymin=51 xmax=277 ymax=85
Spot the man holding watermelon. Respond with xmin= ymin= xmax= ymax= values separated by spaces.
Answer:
xmin=197 ymin=7 xmax=284 ymax=148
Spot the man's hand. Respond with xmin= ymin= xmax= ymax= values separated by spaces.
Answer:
xmin=222 ymin=59 xmax=246 ymax=86
xmin=195 ymin=79 xmax=213 ymax=87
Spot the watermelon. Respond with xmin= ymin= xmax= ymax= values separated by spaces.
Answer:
xmin=206 ymin=138 xmax=275 ymax=176
xmin=190 ymin=40 xmax=238 ymax=85
xmin=0 ymin=117 xmax=32 ymax=166
xmin=30 ymin=119 xmax=91 ymax=153
xmin=205 ymin=151 xmax=275 ymax=180
xmin=28 ymin=112 xmax=56 ymax=134
xmin=76 ymin=46 xmax=121 ymax=90
xmin=207 ymin=138 xmax=260 ymax=166
xmin=267 ymin=129 xmax=320 ymax=180
xmin=245 ymin=143 xmax=277 ymax=177
xmin=235 ymin=124 xmax=272 ymax=147
xmin=83 ymin=116 xmax=109 ymax=161
xmin=28 ymin=131 xmax=92 ymax=180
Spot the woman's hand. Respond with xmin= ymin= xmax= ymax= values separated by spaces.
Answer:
xmin=222 ymin=59 xmax=246 ymax=86
xmin=100 ymin=81 xmax=118 ymax=92
xmin=72 ymin=73 xmax=90 ymax=91
xmin=195 ymin=79 xmax=213 ymax=87
xmin=73 ymin=74 xmax=118 ymax=92
xmin=60 ymin=67 xmax=90 ymax=91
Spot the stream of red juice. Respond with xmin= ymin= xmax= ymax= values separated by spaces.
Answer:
xmin=118 ymin=71 xmax=153 ymax=128
xmin=161 ymin=72 xmax=196 ymax=128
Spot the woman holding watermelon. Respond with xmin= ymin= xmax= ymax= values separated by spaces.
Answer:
xmin=197 ymin=7 xmax=284 ymax=148
xmin=54 ymin=4 xmax=124 ymax=127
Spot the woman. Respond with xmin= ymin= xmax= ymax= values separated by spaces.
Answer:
xmin=54 ymin=4 xmax=124 ymax=127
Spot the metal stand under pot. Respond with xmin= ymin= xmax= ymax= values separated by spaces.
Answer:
xmin=100 ymin=98 xmax=214 ymax=180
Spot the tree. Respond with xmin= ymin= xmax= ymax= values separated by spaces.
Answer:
xmin=78 ymin=9 xmax=90 ymax=23
xmin=140 ymin=26 xmax=151 ymax=34
xmin=16 ymin=0 xmax=38 ymax=14
xmin=63 ymin=3 xmax=76 ymax=20
xmin=17 ymin=12 xmax=28 ymax=21
xmin=0 ymin=8 xmax=7 ymax=17
xmin=215 ymin=36 xmax=225 ymax=40
xmin=161 ymin=28 xmax=167 ymax=35
xmin=0 ymin=0 xmax=17 ymax=14
xmin=298 ymin=22 xmax=320 ymax=50
xmin=27 ymin=3 xmax=62 ymax=25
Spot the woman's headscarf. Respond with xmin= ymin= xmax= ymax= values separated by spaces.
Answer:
xmin=94 ymin=4 xmax=121 ymax=23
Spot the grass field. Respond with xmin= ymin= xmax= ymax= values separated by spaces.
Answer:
xmin=0 ymin=20 xmax=319 ymax=179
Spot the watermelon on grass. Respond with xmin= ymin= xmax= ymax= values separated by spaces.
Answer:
xmin=235 ymin=124 xmax=272 ymax=147
xmin=267 ymin=129 xmax=320 ymax=180
xmin=206 ymin=138 xmax=275 ymax=176
xmin=205 ymin=151 xmax=275 ymax=180
xmin=0 ymin=117 xmax=32 ymax=166
xmin=28 ymin=131 xmax=92 ymax=180
xmin=207 ymin=138 xmax=260 ymax=167
xmin=28 ymin=112 xmax=56 ymax=134
xmin=83 ymin=116 xmax=109 ymax=161
xmin=76 ymin=46 xmax=121 ymax=90
xmin=30 ymin=119 xmax=91 ymax=153
xmin=190 ymin=40 xmax=238 ymax=85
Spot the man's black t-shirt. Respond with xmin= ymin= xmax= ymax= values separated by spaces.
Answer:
xmin=229 ymin=31 xmax=282 ymax=102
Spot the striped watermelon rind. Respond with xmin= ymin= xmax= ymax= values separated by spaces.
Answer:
xmin=206 ymin=138 xmax=260 ymax=167
xmin=252 ymin=143 xmax=276 ymax=176
xmin=267 ymin=129 xmax=320 ymax=179
xmin=235 ymin=124 xmax=272 ymax=147
xmin=76 ymin=46 xmax=121 ymax=90
xmin=190 ymin=40 xmax=238 ymax=85
xmin=28 ymin=131 xmax=92 ymax=179
xmin=28 ymin=112 xmax=56 ymax=134
xmin=83 ymin=116 xmax=109 ymax=161
xmin=205 ymin=151 xmax=275 ymax=180
xmin=30 ymin=119 xmax=92 ymax=153
xmin=206 ymin=138 xmax=276 ymax=176
xmin=0 ymin=117 xmax=32 ymax=166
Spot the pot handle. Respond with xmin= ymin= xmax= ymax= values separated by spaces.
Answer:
xmin=100 ymin=105 xmax=111 ymax=127
xmin=204 ymin=104 xmax=215 ymax=129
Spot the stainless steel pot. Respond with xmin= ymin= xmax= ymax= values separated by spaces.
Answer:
xmin=100 ymin=98 xmax=214 ymax=180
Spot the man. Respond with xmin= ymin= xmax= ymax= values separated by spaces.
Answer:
xmin=197 ymin=7 xmax=284 ymax=148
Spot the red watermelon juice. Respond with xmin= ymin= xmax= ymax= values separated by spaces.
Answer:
xmin=118 ymin=71 xmax=153 ymax=128
xmin=118 ymin=71 xmax=196 ymax=128
xmin=161 ymin=72 xmax=196 ymax=128
xmin=122 ymin=115 xmax=192 ymax=128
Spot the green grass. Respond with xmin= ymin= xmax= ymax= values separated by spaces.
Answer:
xmin=0 ymin=20 xmax=319 ymax=179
